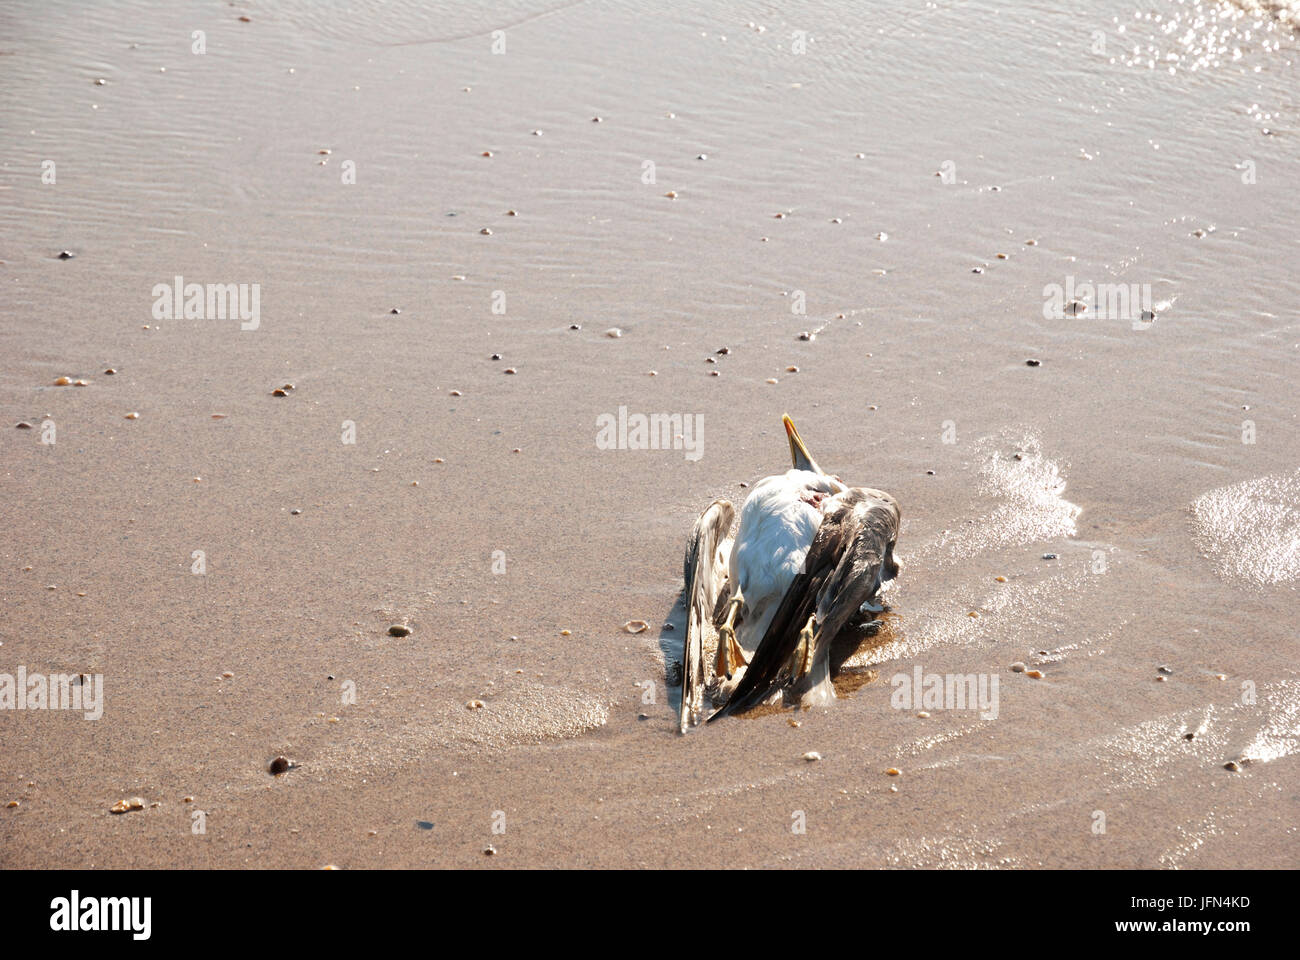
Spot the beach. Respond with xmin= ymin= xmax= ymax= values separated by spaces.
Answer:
xmin=1 ymin=0 xmax=1298 ymax=868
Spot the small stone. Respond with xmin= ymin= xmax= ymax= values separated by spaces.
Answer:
xmin=466 ymin=700 xmax=485 ymax=710
xmin=798 ymin=332 xmax=813 ymax=341
xmin=1183 ymin=733 xmax=1195 ymax=741
xmin=183 ymin=796 xmax=194 ymax=803
xmin=290 ymin=508 xmax=301 ymax=515
xmin=58 ymin=251 xmax=75 ymax=260
xmin=124 ymin=411 xmax=139 ymax=419
xmin=269 ymin=756 xmax=291 ymax=775
xmin=803 ymin=752 xmax=822 ymax=762
xmin=506 ymin=210 xmax=518 ymax=216
xmin=1024 ymin=238 xmax=1037 ymax=246
xmin=996 ymin=253 xmax=1008 ymax=259
xmin=53 ymin=376 xmax=71 ymax=386
xmin=716 ymin=346 xmax=730 ymax=355
xmin=110 ymin=797 xmax=145 ymax=813
xmin=449 ymin=390 xmax=462 ymax=396
xmin=1224 ymin=761 xmax=1240 ymax=772
xmin=1025 ymin=669 xmax=1044 ymax=679
xmin=623 ymin=620 xmax=649 ymax=634
xmin=390 ymin=308 xmax=401 ymax=314
xmin=104 ymin=368 xmax=116 ymax=375
xmin=15 ymin=422 xmax=32 ymax=430
xmin=697 ymin=154 xmax=707 ymax=160
xmin=73 ymin=379 xmax=88 ymax=387
xmin=664 ymin=191 xmax=677 ymax=199
xmin=481 ymin=151 xmax=493 ymax=157
xmin=885 ymin=768 xmax=901 ymax=777
xmin=221 ymin=671 xmax=233 ymax=679
xmin=605 ymin=328 xmax=622 ymax=338
xmin=569 ymin=324 xmax=581 ymax=330
xmin=916 ymin=711 xmax=930 ymax=718
xmin=480 ymin=227 xmax=492 ymax=235
xmin=972 ymin=267 xmax=984 ymax=274
xmin=503 ymin=367 xmax=516 ymax=375
xmin=1042 ymin=553 xmax=1057 ymax=560
xmin=484 ymin=845 xmax=497 ymax=855
xmin=490 ymin=353 xmax=502 ymax=361
xmin=591 ymin=116 xmax=602 ymax=123
xmin=1157 ymin=665 xmax=1173 ymax=675
xmin=272 ymin=388 xmax=289 ymax=397
xmin=5 ymin=800 xmax=18 ymax=808
xmin=1010 ymin=662 xmax=1026 ymax=672
xmin=765 ymin=378 xmax=779 ymax=384
xmin=388 ymin=624 xmax=412 ymax=637
xmin=1026 ymin=359 xmax=1041 ymax=367
xmin=995 ymin=576 xmax=1007 ymax=583
xmin=560 ymin=629 xmax=572 ymax=636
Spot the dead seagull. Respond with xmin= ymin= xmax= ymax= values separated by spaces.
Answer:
xmin=678 ymin=415 xmax=901 ymax=730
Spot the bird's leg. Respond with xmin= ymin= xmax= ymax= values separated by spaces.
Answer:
xmin=794 ymin=614 xmax=817 ymax=678
xmin=713 ymin=596 xmax=748 ymax=678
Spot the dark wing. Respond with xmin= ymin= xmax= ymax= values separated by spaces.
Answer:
xmin=709 ymin=488 xmax=900 ymax=720
xmin=680 ymin=499 xmax=734 ymax=732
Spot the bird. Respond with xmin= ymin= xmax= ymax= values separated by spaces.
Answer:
xmin=678 ymin=415 xmax=901 ymax=731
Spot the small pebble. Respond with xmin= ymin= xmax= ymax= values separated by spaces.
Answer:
xmin=1010 ymin=662 xmax=1026 ymax=672
xmin=885 ymin=768 xmax=901 ymax=777
xmin=269 ymin=756 xmax=291 ymax=775
xmin=765 ymin=378 xmax=779 ymax=385
xmin=272 ymin=388 xmax=289 ymax=397
xmin=1224 ymin=761 xmax=1240 ymax=772
xmin=605 ymin=328 xmax=622 ymax=338
xmin=994 ymin=576 xmax=1007 ymax=583
xmin=569 ymin=324 xmax=581 ymax=330
xmin=5 ymin=801 xmax=18 ymax=809
xmin=104 ymin=368 xmax=116 ymax=375
xmin=58 ymin=251 xmax=75 ymax=260
xmin=290 ymin=508 xmax=301 ymax=515
xmin=54 ymin=376 xmax=71 ymax=386
xmin=390 ymin=308 xmax=401 ymax=315
xmin=560 ymin=629 xmax=571 ymax=636
xmin=503 ymin=367 xmax=516 ymax=375
xmin=124 ymin=411 xmax=139 ymax=419
xmin=1025 ymin=359 xmax=1041 ymax=367
xmin=785 ymin=365 xmax=799 ymax=373
xmin=480 ymin=227 xmax=492 ymax=235
xmin=449 ymin=390 xmax=462 ymax=396
xmin=803 ymin=752 xmax=822 ymax=762
xmin=110 ymin=798 xmax=145 ymax=814
xmin=388 ymin=624 xmax=412 ymax=637
xmin=798 ymin=332 xmax=813 ymax=341
xmin=466 ymin=700 xmax=485 ymax=710
xmin=484 ymin=845 xmax=497 ymax=855
xmin=623 ymin=620 xmax=649 ymax=634
xmin=1183 ymin=733 xmax=1195 ymax=741
xmin=490 ymin=353 xmax=502 ymax=361
xmin=972 ymin=267 xmax=984 ymax=274
xmin=1157 ymin=665 xmax=1173 ymax=675
xmin=1025 ymin=669 xmax=1044 ymax=679
xmin=15 ymin=422 xmax=32 ymax=430
xmin=221 ymin=671 xmax=233 ymax=679
xmin=664 ymin=191 xmax=678 ymax=199
xmin=1042 ymin=553 xmax=1057 ymax=560
xmin=481 ymin=151 xmax=493 ymax=157
xmin=916 ymin=711 xmax=930 ymax=718
xmin=506 ymin=210 xmax=518 ymax=216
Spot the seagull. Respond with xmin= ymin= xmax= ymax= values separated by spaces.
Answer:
xmin=679 ymin=415 xmax=901 ymax=731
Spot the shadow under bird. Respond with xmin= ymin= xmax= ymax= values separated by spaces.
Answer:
xmin=679 ymin=415 xmax=901 ymax=731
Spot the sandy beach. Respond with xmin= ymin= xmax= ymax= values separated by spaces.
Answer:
xmin=2 ymin=0 xmax=1299 ymax=869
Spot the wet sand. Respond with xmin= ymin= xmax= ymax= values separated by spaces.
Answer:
xmin=2 ymin=0 xmax=1299 ymax=868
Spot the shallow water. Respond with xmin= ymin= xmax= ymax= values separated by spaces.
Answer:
xmin=1 ymin=0 xmax=1297 ymax=867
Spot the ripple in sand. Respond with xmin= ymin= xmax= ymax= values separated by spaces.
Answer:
xmin=1191 ymin=469 xmax=1300 ymax=586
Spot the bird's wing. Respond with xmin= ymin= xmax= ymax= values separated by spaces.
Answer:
xmin=680 ymin=498 xmax=734 ymax=732
xmin=710 ymin=489 xmax=900 ymax=720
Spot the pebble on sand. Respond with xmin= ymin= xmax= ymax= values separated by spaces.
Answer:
xmin=560 ymin=629 xmax=572 ymax=636
xmin=623 ymin=620 xmax=649 ymax=634
xmin=388 ymin=624 xmax=412 ymax=637
xmin=786 ymin=366 xmax=799 ymax=373
xmin=466 ymin=700 xmax=485 ymax=710
xmin=5 ymin=801 xmax=18 ymax=808
xmin=1010 ymin=662 xmax=1026 ymax=673
xmin=104 ymin=368 xmax=116 ymax=375
xmin=605 ymin=328 xmax=623 ymax=338
xmin=15 ymin=422 xmax=32 ymax=430
xmin=994 ymin=576 xmax=1007 ymax=582
xmin=480 ymin=227 xmax=492 ymax=235
xmin=803 ymin=752 xmax=822 ymax=762
xmin=503 ymin=367 xmax=517 ymax=375
xmin=124 ymin=412 xmax=139 ymax=419
xmin=1025 ymin=669 xmax=1044 ymax=679
xmin=798 ymin=332 xmax=813 ymax=341
xmin=885 ymin=768 xmax=901 ymax=776
xmin=1224 ymin=761 xmax=1240 ymax=772
xmin=54 ymin=376 xmax=71 ymax=386
xmin=58 ymin=251 xmax=75 ymax=260
xmin=269 ymin=756 xmax=291 ymax=775
xmin=110 ymin=797 xmax=145 ymax=814
xmin=1025 ymin=359 xmax=1041 ymax=367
